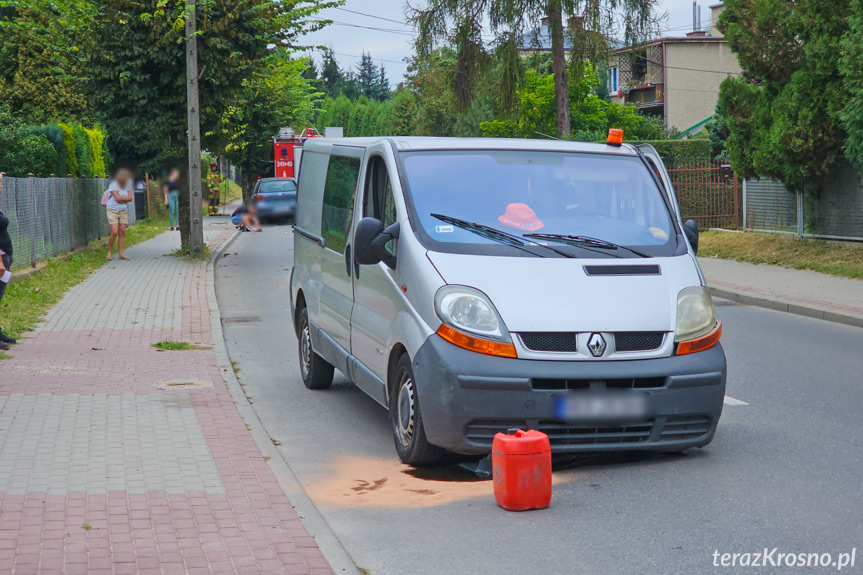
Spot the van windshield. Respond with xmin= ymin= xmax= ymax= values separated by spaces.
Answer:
xmin=400 ymin=150 xmax=677 ymax=258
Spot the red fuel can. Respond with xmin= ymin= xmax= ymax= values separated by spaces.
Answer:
xmin=492 ymin=429 xmax=552 ymax=511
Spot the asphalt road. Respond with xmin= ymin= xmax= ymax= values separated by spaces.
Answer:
xmin=216 ymin=224 xmax=863 ymax=575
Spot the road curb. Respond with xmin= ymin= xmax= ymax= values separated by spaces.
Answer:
xmin=206 ymin=231 xmax=360 ymax=575
xmin=708 ymin=286 xmax=863 ymax=328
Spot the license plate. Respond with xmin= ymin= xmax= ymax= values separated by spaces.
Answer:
xmin=555 ymin=390 xmax=648 ymax=424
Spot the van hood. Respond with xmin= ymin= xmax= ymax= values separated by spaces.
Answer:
xmin=426 ymin=252 xmax=702 ymax=333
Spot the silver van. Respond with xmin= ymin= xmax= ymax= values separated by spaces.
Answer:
xmin=291 ymin=136 xmax=726 ymax=465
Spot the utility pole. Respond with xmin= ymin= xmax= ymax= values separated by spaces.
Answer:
xmin=185 ymin=0 xmax=204 ymax=256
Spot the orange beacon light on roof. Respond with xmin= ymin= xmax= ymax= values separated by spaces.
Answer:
xmin=607 ymin=128 xmax=624 ymax=147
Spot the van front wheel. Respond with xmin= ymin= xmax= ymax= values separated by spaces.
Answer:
xmin=297 ymin=307 xmax=334 ymax=390
xmin=390 ymin=354 xmax=446 ymax=466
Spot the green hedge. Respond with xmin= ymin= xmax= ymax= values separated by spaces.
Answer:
xmin=636 ymin=139 xmax=712 ymax=165
xmin=50 ymin=122 xmax=109 ymax=177
xmin=0 ymin=115 xmax=110 ymax=178
xmin=0 ymin=107 xmax=57 ymax=177
xmin=73 ymin=125 xmax=93 ymax=177
xmin=84 ymin=126 xmax=107 ymax=177
xmin=58 ymin=123 xmax=78 ymax=176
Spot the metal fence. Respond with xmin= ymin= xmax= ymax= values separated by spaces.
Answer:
xmin=0 ymin=175 xmax=137 ymax=268
xmin=667 ymin=161 xmax=740 ymax=230
xmin=742 ymin=179 xmax=800 ymax=234
xmin=743 ymin=165 xmax=863 ymax=241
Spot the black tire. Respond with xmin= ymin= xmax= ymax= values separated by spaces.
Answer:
xmin=390 ymin=354 xmax=447 ymax=465
xmin=297 ymin=306 xmax=334 ymax=390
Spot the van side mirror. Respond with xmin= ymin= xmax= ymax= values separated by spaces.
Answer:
xmin=355 ymin=217 xmax=399 ymax=269
xmin=684 ymin=219 xmax=699 ymax=255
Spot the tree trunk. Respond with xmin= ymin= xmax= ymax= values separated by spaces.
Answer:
xmin=547 ymin=0 xmax=571 ymax=139
xmin=242 ymin=167 xmax=252 ymax=202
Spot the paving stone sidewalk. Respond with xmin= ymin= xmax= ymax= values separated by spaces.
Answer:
xmin=700 ymin=257 xmax=863 ymax=327
xmin=0 ymin=227 xmax=333 ymax=575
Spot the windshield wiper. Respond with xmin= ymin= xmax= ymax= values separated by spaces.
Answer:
xmin=430 ymin=214 xmax=573 ymax=258
xmin=523 ymin=233 xmax=651 ymax=258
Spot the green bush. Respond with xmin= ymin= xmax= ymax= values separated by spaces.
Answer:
xmin=85 ymin=127 xmax=107 ymax=177
xmin=25 ymin=125 xmax=68 ymax=175
xmin=0 ymin=111 xmax=109 ymax=178
xmin=0 ymin=107 xmax=58 ymax=177
xmin=59 ymin=123 xmax=78 ymax=176
xmin=636 ymin=139 xmax=712 ymax=166
xmin=316 ymin=89 xmax=419 ymax=137
xmin=72 ymin=125 xmax=93 ymax=177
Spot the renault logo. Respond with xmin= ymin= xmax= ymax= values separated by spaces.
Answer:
xmin=587 ymin=333 xmax=607 ymax=357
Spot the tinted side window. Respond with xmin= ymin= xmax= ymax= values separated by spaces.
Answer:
xmin=296 ymin=151 xmax=328 ymax=235
xmin=321 ymin=155 xmax=361 ymax=254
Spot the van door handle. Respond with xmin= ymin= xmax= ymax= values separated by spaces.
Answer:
xmin=345 ymin=244 xmax=352 ymax=277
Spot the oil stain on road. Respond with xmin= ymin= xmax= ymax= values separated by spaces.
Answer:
xmin=306 ymin=455 xmax=575 ymax=508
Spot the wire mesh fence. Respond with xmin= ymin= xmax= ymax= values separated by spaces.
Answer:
xmin=743 ymin=166 xmax=863 ymax=241
xmin=0 ymin=175 xmax=138 ymax=268
xmin=742 ymin=179 xmax=799 ymax=234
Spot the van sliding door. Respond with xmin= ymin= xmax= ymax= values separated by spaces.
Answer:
xmin=316 ymin=146 xmax=363 ymax=367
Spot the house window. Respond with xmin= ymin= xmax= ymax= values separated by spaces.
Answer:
xmin=631 ymin=51 xmax=647 ymax=83
xmin=609 ymin=67 xmax=618 ymax=94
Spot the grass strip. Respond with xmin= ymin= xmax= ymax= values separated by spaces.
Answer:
xmin=152 ymin=341 xmax=195 ymax=351
xmin=700 ymin=230 xmax=863 ymax=280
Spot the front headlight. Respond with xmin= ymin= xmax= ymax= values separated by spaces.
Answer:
xmin=434 ymin=285 xmax=510 ymax=342
xmin=675 ymin=286 xmax=716 ymax=342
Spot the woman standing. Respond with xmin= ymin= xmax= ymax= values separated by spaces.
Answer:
xmin=163 ymin=169 xmax=180 ymax=231
xmin=106 ymin=168 xmax=134 ymax=261
xmin=0 ymin=208 xmax=16 ymax=351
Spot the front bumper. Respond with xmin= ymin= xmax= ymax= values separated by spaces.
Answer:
xmin=412 ymin=335 xmax=727 ymax=454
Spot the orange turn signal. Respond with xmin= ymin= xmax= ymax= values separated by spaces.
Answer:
xmin=607 ymin=128 xmax=624 ymax=147
xmin=676 ymin=321 xmax=722 ymax=355
xmin=436 ymin=324 xmax=517 ymax=358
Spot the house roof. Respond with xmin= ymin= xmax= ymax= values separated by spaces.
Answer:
xmin=517 ymin=23 xmax=625 ymax=52
xmin=517 ymin=24 xmax=572 ymax=51
xmin=611 ymin=35 xmax=727 ymax=53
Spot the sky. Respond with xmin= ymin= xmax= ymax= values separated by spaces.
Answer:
xmin=300 ymin=0 xmax=713 ymax=86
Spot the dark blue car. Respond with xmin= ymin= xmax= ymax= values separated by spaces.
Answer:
xmin=253 ymin=178 xmax=297 ymax=223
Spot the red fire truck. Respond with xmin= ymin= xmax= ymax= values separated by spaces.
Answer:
xmin=273 ymin=127 xmax=322 ymax=179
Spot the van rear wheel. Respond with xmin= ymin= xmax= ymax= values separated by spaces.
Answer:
xmin=297 ymin=306 xmax=334 ymax=390
xmin=390 ymin=354 xmax=447 ymax=466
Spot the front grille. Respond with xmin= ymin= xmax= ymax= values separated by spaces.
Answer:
xmin=538 ymin=420 xmax=654 ymax=445
xmin=660 ymin=415 xmax=712 ymax=441
xmin=517 ymin=331 xmax=666 ymax=353
xmin=614 ymin=332 xmax=665 ymax=352
xmin=465 ymin=415 xmax=712 ymax=448
xmin=520 ymin=332 xmax=578 ymax=352
xmin=532 ymin=377 xmax=666 ymax=390
xmin=465 ymin=420 xmax=526 ymax=446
